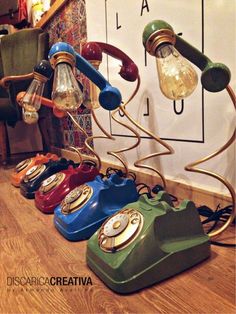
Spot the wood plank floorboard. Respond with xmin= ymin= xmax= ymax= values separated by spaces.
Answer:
xmin=0 ymin=166 xmax=235 ymax=314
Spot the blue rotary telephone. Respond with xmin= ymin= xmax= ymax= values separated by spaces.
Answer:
xmin=54 ymin=174 xmax=139 ymax=241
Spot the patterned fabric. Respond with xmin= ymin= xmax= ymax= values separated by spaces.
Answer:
xmin=44 ymin=0 xmax=93 ymax=155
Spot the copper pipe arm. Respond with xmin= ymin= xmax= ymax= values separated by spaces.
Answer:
xmin=0 ymin=73 xmax=34 ymax=88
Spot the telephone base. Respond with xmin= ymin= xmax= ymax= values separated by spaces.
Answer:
xmin=87 ymin=236 xmax=210 ymax=294
xmin=20 ymin=189 xmax=35 ymax=199
xmin=86 ymin=196 xmax=210 ymax=293
xmin=54 ymin=215 xmax=110 ymax=241
xmin=54 ymin=174 xmax=138 ymax=241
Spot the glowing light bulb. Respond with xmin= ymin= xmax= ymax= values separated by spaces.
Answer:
xmin=155 ymin=44 xmax=198 ymax=100
xmin=52 ymin=63 xmax=83 ymax=111
xmin=21 ymin=78 xmax=45 ymax=124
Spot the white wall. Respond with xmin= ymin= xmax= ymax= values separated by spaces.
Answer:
xmin=86 ymin=0 xmax=236 ymax=195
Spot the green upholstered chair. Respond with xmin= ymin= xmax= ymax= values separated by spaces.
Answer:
xmin=0 ymin=28 xmax=50 ymax=165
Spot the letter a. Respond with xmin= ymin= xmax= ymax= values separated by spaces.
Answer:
xmin=141 ymin=0 xmax=150 ymax=16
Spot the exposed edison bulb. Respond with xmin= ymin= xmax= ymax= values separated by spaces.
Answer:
xmin=84 ymin=81 xmax=100 ymax=110
xmin=21 ymin=78 xmax=45 ymax=124
xmin=52 ymin=63 xmax=83 ymax=111
xmin=155 ymin=44 xmax=198 ymax=100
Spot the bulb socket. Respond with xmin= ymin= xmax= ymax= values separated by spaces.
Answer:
xmin=49 ymin=52 xmax=76 ymax=69
xmin=145 ymin=29 xmax=176 ymax=56
xmin=88 ymin=60 xmax=101 ymax=70
xmin=34 ymin=60 xmax=53 ymax=80
xmin=33 ymin=71 xmax=49 ymax=83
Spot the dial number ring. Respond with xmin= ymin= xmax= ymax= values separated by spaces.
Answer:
xmin=24 ymin=164 xmax=46 ymax=182
xmin=99 ymin=208 xmax=143 ymax=252
xmin=16 ymin=158 xmax=32 ymax=173
xmin=39 ymin=172 xmax=65 ymax=193
xmin=61 ymin=185 xmax=93 ymax=214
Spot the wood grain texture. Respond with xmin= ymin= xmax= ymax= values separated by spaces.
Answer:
xmin=0 ymin=121 xmax=7 ymax=165
xmin=0 ymin=167 xmax=235 ymax=314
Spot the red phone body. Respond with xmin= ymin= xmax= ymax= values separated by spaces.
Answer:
xmin=35 ymin=162 xmax=99 ymax=214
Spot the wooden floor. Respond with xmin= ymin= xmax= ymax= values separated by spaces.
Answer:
xmin=0 ymin=166 xmax=235 ymax=314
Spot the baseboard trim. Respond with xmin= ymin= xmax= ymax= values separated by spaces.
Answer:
xmin=51 ymin=146 xmax=232 ymax=208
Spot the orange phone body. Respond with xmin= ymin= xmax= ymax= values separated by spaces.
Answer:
xmin=11 ymin=153 xmax=58 ymax=187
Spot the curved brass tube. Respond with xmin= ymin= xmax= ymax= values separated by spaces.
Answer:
xmin=109 ymin=79 xmax=141 ymax=176
xmin=68 ymin=146 xmax=83 ymax=164
xmin=85 ymin=74 xmax=174 ymax=185
xmin=85 ymin=79 xmax=141 ymax=174
xmin=85 ymin=110 xmax=115 ymax=171
xmin=120 ymin=75 xmax=174 ymax=189
xmin=66 ymin=111 xmax=92 ymax=164
xmin=185 ymin=85 xmax=236 ymax=238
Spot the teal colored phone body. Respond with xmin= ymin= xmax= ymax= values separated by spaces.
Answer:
xmin=87 ymin=192 xmax=210 ymax=294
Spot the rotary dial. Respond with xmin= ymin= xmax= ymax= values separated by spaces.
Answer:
xmin=39 ymin=172 xmax=65 ymax=193
xmin=61 ymin=185 xmax=93 ymax=215
xmin=98 ymin=208 xmax=143 ymax=252
xmin=24 ymin=164 xmax=46 ymax=182
xmin=15 ymin=158 xmax=32 ymax=173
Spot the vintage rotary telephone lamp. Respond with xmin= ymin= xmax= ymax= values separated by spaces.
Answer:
xmin=142 ymin=20 xmax=235 ymax=237
xmin=53 ymin=42 xmax=141 ymax=241
xmin=86 ymin=20 xmax=235 ymax=294
xmin=53 ymin=41 xmax=173 ymax=242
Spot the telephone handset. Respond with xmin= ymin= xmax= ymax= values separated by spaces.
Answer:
xmin=87 ymin=191 xmax=210 ymax=294
xmin=82 ymin=42 xmax=139 ymax=82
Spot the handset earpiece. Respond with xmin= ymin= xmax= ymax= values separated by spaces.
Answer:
xmin=82 ymin=41 xmax=139 ymax=82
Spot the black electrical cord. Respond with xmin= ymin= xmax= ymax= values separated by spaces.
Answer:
xmin=136 ymin=183 xmax=152 ymax=198
xmin=105 ymin=167 xmax=124 ymax=178
xmin=152 ymin=184 xmax=178 ymax=202
xmin=128 ymin=171 xmax=136 ymax=181
xmin=197 ymin=204 xmax=235 ymax=248
xmin=135 ymin=183 xmax=178 ymax=203
xmin=102 ymin=167 xmax=136 ymax=181
xmin=210 ymin=241 xmax=236 ymax=248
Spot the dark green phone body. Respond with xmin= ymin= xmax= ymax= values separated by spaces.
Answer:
xmin=87 ymin=192 xmax=210 ymax=294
